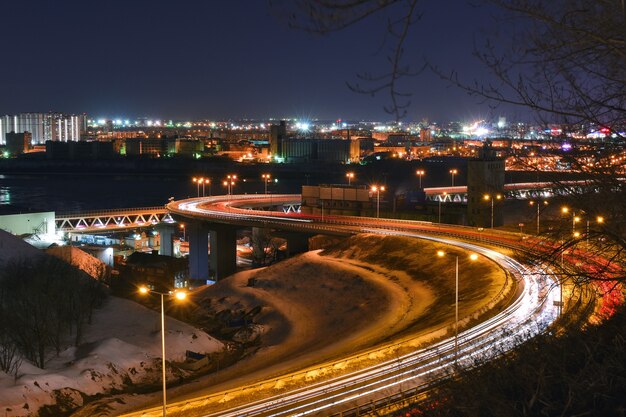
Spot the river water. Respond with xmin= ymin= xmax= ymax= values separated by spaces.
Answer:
xmin=0 ymin=173 xmax=312 ymax=214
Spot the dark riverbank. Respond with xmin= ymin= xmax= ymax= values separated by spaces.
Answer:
xmin=0 ymin=155 xmax=578 ymax=214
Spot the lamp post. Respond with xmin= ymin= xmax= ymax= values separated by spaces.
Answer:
xmin=436 ymin=250 xmax=478 ymax=366
xmin=483 ymin=194 xmax=502 ymax=229
xmin=261 ymin=174 xmax=271 ymax=194
xmin=179 ymin=224 xmax=185 ymax=241
xmin=438 ymin=192 xmax=447 ymax=223
xmin=561 ymin=206 xmax=580 ymax=233
xmin=371 ymin=185 xmax=385 ymax=218
xmin=529 ymin=200 xmax=548 ymax=235
xmin=346 ymin=172 xmax=355 ymax=186
xmin=586 ymin=215 xmax=604 ymax=248
xmin=416 ymin=169 xmax=425 ymax=189
xmin=449 ymin=169 xmax=458 ymax=186
xmin=138 ymin=287 xmax=187 ymax=417
xmin=192 ymin=177 xmax=200 ymax=197
xmin=223 ymin=174 xmax=237 ymax=196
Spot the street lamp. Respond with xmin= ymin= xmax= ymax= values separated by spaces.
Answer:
xmin=192 ymin=177 xmax=210 ymax=197
xmin=192 ymin=177 xmax=201 ymax=197
xmin=261 ymin=174 xmax=271 ymax=194
xmin=438 ymin=191 xmax=447 ymax=223
xmin=586 ymin=215 xmax=604 ymax=248
xmin=371 ymin=185 xmax=385 ymax=218
xmin=562 ymin=206 xmax=574 ymax=232
xmin=223 ymin=174 xmax=237 ymax=196
xmin=416 ymin=169 xmax=425 ymax=189
xmin=449 ymin=169 xmax=458 ymax=186
xmin=138 ymin=286 xmax=187 ymax=417
xmin=203 ymin=178 xmax=211 ymax=197
xmin=179 ymin=224 xmax=185 ymax=241
xmin=483 ymin=194 xmax=502 ymax=229
xmin=529 ymin=200 xmax=548 ymax=234
xmin=436 ymin=250 xmax=479 ymax=366
xmin=346 ymin=172 xmax=355 ymax=186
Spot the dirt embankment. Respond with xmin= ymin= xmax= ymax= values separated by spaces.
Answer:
xmin=166 ymin=234 xmax=508 ymax=401
xmin=86 ymin=233 xmax=510 ymax=416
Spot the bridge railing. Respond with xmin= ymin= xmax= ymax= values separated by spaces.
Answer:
xmin=56 ymin=206 xmax=168 ymax=218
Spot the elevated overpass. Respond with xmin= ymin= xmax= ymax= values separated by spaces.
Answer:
xmin=425 ymin=180 xmax=594 ymax=202
xmin=167 ymin=194 xmax=534 ymax=282
xmin=121 ymin=193 xmax=570 ymax=417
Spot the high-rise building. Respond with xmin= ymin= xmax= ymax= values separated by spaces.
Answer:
xmin=0 ymin=113 xmax=86 ymax=145
xmin=0 ymin=115 xmax=10 ymax=146
xmin=269 ymin=121 xmax=287 ymax=159
xmin=467 ymin=141 xmax=505 ymax=227
xmin=5 ymin=131 xmax=32 ymax=155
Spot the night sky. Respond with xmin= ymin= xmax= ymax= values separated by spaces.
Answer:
xmin=0 ymin=1 xmax=517 ymax=122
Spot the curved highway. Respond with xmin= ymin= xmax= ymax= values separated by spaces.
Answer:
xmin=125 ymin=195 xmax=562 ymax=417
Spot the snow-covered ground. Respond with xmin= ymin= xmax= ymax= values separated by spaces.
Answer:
xmin=0 ymin=229 xmax=42 ymax=264
xmin=0 ymin=231 xmax=223 ymax=417
xmin=0 ymin=296 xmax=223 ymax=417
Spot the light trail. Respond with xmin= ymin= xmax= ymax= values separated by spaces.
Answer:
xmin=123 ymin=195 xmax=563 ymax=417
xmin=205 ymin=232 xmax=558 ymax=417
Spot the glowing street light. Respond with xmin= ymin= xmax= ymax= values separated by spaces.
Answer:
xmin=586 ymin=215 xmax=605 ymax=248
xmin=261 ymin=173 xmax=271 ymax=194
xmin=223 ymin=174 xmax=237 ymax=196
xmin=416 ymin=169 xmax=425 ymax=189
xmin=179 ymin=224 xmax=185 ymax=241
xmin=192 ymin=177 xmax=201 ymax=197
xmin=371 ymin=185 xmax=385 ymax=218
xmin=192 ymin=177 xmax=210 ymax=197
xmin=529 ymin=200 xmax=548 ymax=234
xmin=483 ymin=194 xmax=502 ymax=229
xmin=138 ymin=286 xmax=187 ymax=417
xmin=346 ymin=172 xmax=355 ymax=186
xmin=562 ymin=206 xmax=581 ymax=233
xmin=436 ymin=250 xmax=479 ymax=366
xmin=449 ymin=169 xmax=458 ymax=186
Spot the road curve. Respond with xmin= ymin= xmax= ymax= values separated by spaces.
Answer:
xmin=125 ymin=195 xmax=561 ymax=416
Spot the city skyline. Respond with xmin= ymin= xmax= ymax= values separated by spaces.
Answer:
xmin=0 ymin=1 xmax=527 ymax=122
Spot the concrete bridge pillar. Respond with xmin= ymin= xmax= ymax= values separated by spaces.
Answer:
xmin=156 ymin=224 xmax=176 ymax=256
xmin=209 ymin=224 xmax=238 ymax=280
xmin=188 ymin=221 xmax=210 ymax=283
xmin=279 ymin=231 xmax=313 ymax=257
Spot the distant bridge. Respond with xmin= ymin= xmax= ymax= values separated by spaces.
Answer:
xmin=425 ymin=180 xmax=593 ymax=203
xmin=55 ymin=207 xmax=174 ymax=233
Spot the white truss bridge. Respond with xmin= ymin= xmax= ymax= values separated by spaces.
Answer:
xmin=55 ymin=201 xmax=302 ymax=233
xmin=55 ymin=206 xmax=174 ymax=232
xmin=425 ymin=180 xmax=593 ymax=203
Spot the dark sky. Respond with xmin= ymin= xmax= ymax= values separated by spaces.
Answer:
xmin=0 ymin=1 xmax=516 ymax=122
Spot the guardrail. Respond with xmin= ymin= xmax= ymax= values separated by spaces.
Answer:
xmin=56 ymin=206 xmax=167 ymax=218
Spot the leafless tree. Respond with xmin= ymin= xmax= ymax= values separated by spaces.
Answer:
xmin=270 ymin=0 xmax=426 ymax=120
xmin=445 ymin=0 xmax=626 ymax=133
xmin=251 ymin=227 xmax=282 ymax=266
xmin=0 ymin=257 xmax=108 ymax=369
xmin=275 ymin=0 xmax=625 ymax=128
xmin=0 ymin=321 xmax=22 ymax=378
